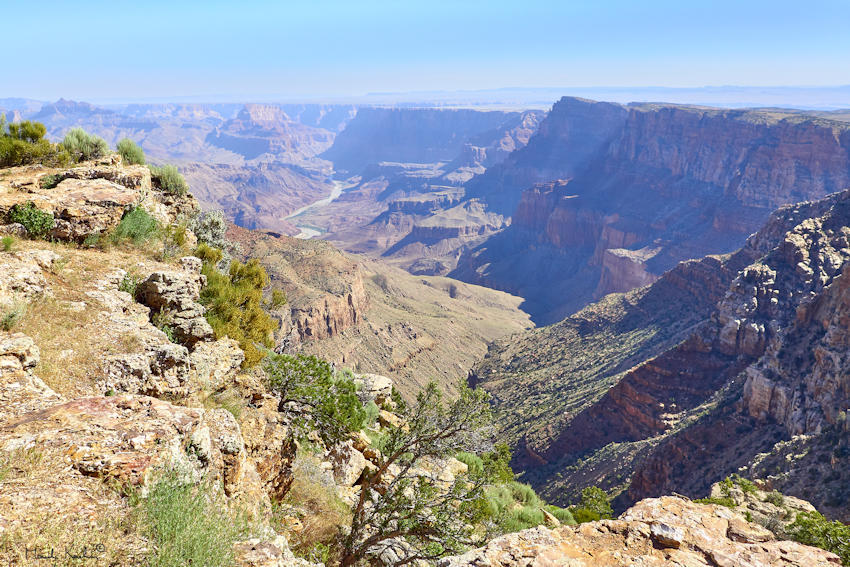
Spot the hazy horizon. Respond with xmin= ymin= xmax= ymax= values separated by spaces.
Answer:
xmin=6 ymin=0 xmax=850 ymax=107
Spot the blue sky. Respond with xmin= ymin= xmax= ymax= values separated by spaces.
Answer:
xmin=6 ymin=0 xmax=850 ymax=101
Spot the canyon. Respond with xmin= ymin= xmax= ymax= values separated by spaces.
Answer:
xmin=474 ymin=187 xmax=850 ymax=521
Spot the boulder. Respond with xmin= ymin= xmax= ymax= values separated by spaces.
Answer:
xmin=190 ymin=338 xmax=245 ymax=390
xmin=135 ymin=267 xmax=214 ymax=347
xmin=439 ymin=496 xmax=841 ymax=567
xmin=353 ymin=372 xmax=393 ymax=404
xmin=327 ymin=440 xmax=368 ymax=487
xmin=234 ymin=535 xmax=318 ymax=567
xmin=1 ymin=394 xmax=262 ymax=496
xmin=0 ymin=250 xmax=60 ymax=302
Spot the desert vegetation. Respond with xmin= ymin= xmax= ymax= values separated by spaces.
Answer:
xmin=150 ymin=164 xmax=189 ymax=197
xmin=60 ymin=127 xmax=109 ymax=162
xmin=195 ymin=242 xmax=277 ymax=366
xmin=117 ymin=138 xmax=146 ymax=165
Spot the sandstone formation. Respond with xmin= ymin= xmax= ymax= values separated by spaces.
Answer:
xmin=440 ymin=497 xmax=840 ymax=567
xmin=453 ymin=97 xmax=850 ymax=323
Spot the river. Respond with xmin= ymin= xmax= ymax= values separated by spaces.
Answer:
xmin=284 ymin=180 xmax=347 ymax=239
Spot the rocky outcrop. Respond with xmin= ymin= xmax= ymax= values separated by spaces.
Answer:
xmin=0 ymin=156 xmax=198 ymax=243
xmin=440 ymin=496 xmax=839 ymax=567
xmin=454 ymin=97 xmax=850 ymax=323
xmin=0 ymin=249 xmax=60 ymax=302
xmin=135 ymin=256 xmax=215 ymax=347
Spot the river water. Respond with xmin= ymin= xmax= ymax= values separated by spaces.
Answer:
xmin=284 ymin=180 xmax=347 ymax=239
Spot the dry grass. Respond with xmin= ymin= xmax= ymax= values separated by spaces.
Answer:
xmin=0 ymin=440 xmax=148 ymax=566
xmin=202 ymin=387 xmax=246 ymax=420
xmin=0 ymin=506 xmax=147 ymax=566
xmin=277 ymin=453 xmax=350 ymax=562
xmin=12 ymin=239 xmax=174 ymax=397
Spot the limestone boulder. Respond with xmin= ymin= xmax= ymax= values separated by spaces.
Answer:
xmin=439 ymin=496 xmax=841 ymax=567
xmin=327 ymin=439 xmax=368 ymax=487
xmin=1 ymin=394 xmax=260 ymax=496
xmin=135 ymin=265 xmax=215 ymax=347
xmin=0 ymin=250 xmax=60 ymax=302
xmin=234 ymin=535 xmax=318 ymax=567
xmin=353 ymin=372 xmax=393 ymax=405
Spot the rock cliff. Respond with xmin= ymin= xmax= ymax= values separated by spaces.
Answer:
xmin=0 ymin=158 xmax=304 ymax=565
xmin=477 ymin=188 xmax=850 ymax=519
xmin=454 ymin=97 xmax=850 ymax=323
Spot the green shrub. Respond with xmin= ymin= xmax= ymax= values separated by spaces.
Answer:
xmin=456 ymin=452 xmax=484 ymax=477
xmin=363 ymin=400 xmax=380 ymax=427
xmin=0 ymin=116 xmax=67 ymax=167
xmin=1 ymin=236 xmax=14 ymax=252
xmin=194 ymin=242 xmax=223 ymax=265
xmin=199 ymin=251 xmax=277 ymax=367
xmin=140 ymin=473 xmax=255 ymax=567
xmin=116 ymin=138 xmax=145 ymax=165
xmin=569 ymin=486 xmax=613 ymax=523
xmin=60 ymin=127 xmax=109 ymax=162
xmin=39 ymin=173 xmax=65 ymax=189
xmin=150 ymin=164 xmax=189 ymax=197
xmin=544 ymin=505 xmax=576 ymax=525
xmin=482 ymin=442 xmax=515 ymax=483
xmin=264 ymin=353 xmax=368 ymax=445
xmin=508 ymin=482 xmax=540 ymax=507
xmin=269 ymin=288 xmax=287 ymax=309
xmin=481 ymin=480 xmax=574 ymax=535
xmin=152 ymin=310 xmax=178 ymax=343
xmin=118 ymin=271 xmax=142 ymax=296
xmin=7 ymin=120 xmax=46 ymax=143
xmin=8 ymin=202 xmax=55 ymax=238
xmin=765 ymin=490 xmax=785 ymax=507
xmin=1 ymin=301 xmax=26 ymax=331
xmin=110 ymin=207 xmax=160 ymax=246
xmin=787 ymin=510 xmax=850 ymax=564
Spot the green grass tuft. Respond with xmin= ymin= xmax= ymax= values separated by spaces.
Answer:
xmin=111 ymin=207 xmax=160 ymax=246
xmin=140 ymin=473 xmax=255 ymax=567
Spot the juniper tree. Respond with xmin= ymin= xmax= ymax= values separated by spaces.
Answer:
xmin=340 ymin=381 xmax=494 ymax=567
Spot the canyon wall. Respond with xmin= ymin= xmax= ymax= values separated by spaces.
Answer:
xmin=454 ymin=97 xmax=850 ymax=323
xmin=321 ymin=108 xmax=541 ymax=174
xmin=477 ymin=189 xmax=850 ymax=519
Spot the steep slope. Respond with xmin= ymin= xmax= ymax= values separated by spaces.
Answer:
xmin=228 ymin=225 xmax=532 ymax=397
xmin=454 ymin=97 xmax=850 ymax=323
xmin=477 ymin=189 xmax=850 ymax=519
